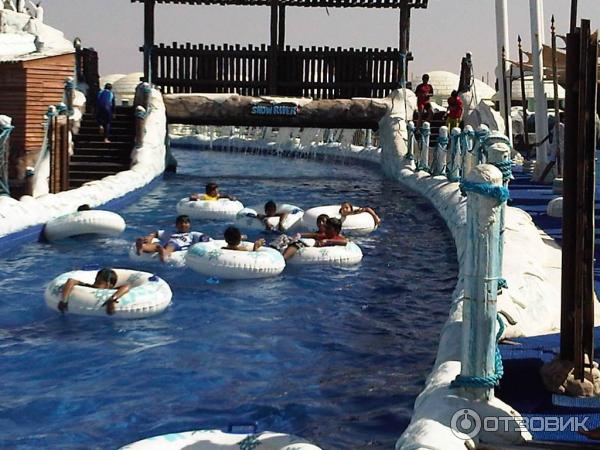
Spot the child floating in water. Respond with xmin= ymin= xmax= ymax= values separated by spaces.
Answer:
xmin=189 ymin=182 xmax=236 ymax=201
xmin=135 ymin=215 xmax=210 ymax=262
xmin=339 ymin=202 xmax=381 ymax=226
xmin=58 ymin=268 xmax=129 ymax=315
xmin=256 ymin=200 xmax=288 ymax=231
xmin=270 ymin=216 xmax=347 ymax=261
xmin=223 ymin=226 xmax=264 ymax=251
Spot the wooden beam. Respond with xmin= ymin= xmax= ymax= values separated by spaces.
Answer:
xmin=163 ymin=94 xmax=389 ymax=129
xmin=144 ymin=0 xmax=156 ymax=83
xmin=269 ymin=0 xmax=278 ymax=94
xmin=398 ymin=0 xmax=411 ymax=84
xmin=278 ymin=5 xmax=286 ymax=49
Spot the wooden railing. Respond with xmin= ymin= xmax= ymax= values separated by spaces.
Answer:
xmin=151 ymin=44 xmax=401 ymax=99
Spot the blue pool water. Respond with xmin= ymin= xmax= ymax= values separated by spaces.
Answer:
xmin=0 ymin=150 xmax=457 ymax=450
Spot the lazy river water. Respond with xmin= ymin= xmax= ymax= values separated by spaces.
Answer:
xmin=0 ymin=149 xmax=457 ymax=450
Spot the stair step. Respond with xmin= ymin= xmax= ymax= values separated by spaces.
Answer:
xmin=71 ymin=154 xmax=130 ymax=163
xmin=74 ymin=141 xmax=134 ymax=150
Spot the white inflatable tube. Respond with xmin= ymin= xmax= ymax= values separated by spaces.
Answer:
xmin=119 ymin=430 xmax=322 ymax=450
xmin=44 ymin=268 xmax=172 ymax=319
xmin=186 ymin=240 xmax=285 ymax=279
xmin=43 ymin=210 xmax=126 ymax=241
xmin=176 ymin=197 xmax=244 ymax=220
xmin=302 ymin=205 xmax=377 ymax=235
xmin=235 ymin=203 xmax=304 ymax=232
xmin=288 ymin=238 xmax=363 ymax=266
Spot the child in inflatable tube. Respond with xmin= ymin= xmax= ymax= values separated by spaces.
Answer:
xmin=270 ymin=217 xmax=348 ymax=261
xmin=223 ymin=226 xmax=265 ymax=251
xmin=189 ymin=182 xmax=237 ymax=202
xmin=135 ymin=215 xmax=210 ymax=262
xmin=58 ymin=268 xmax=129 ymax=315
xmin=257 ymin=200 xmax=288 ymax=231
xmin=339 ymin=202 xmax=381 ymax=226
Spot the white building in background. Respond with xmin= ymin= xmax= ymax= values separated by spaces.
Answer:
xmin=410 ymin=70 xmax=496 ymax=107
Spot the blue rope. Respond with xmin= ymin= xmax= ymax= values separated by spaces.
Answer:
xmin=459 ymin=181 xmax=510 ymax=203
xmin=498 ymin=278 xmax=508 ymax=289
xmin=491 ymin=160 xmax=514 ymax=181
xmin=64 ymin=79 xmax=74 ymax=90
xmin=451 ymin=315 xmax=505 ymax=389
xmin=135 ymin=109 xmax=147 ymax=119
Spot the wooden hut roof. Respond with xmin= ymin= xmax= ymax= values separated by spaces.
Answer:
xmin=130 ymin=0 xmax=428 ymax=8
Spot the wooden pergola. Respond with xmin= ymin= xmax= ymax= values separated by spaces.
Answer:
xmin=132 ymin=0 xmax=428 ymax=98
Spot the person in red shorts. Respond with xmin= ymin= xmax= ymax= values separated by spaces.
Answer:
xmin=446 ymin=90 xmax=464 ymax=130
xmin=415 ymin=74 xmax=434 ymax=129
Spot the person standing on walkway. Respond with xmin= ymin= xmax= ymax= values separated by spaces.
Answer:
xmin=96 ymin=83 xmax=115 ymax=144
xmin=415 ymin=74 xmax=434 ymax=129
xmin=446 ymin=90 xmax=463 ymax=130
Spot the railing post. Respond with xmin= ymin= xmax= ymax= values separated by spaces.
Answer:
xmin=417 ymin=121 xmax=430 ymax=172
xmin=447 ymin=127 xmax=461 ymax=182
xmin=0 ymin=115 xmax=15 ymax=197
xmin=460 ymin=125 xmax=475 ymax=180
xmin=64 ymin=77 xmax=75 ymax=115
xmin=135 ymin=106 xmax=147 ymax=147
xmin=452 ymin=164 xmax=508 ymax=400
xmin=406 ymin=120 xmax=415 ymax=161
xmin=486 ymin=133 xmax=513 ymax=291
xmin=432 ymin=125 xmax=448 ymax=176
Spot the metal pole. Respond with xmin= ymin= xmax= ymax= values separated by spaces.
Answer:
xmin=501 ymin=46 xmax=511 ymax=142
xmin=518 ymin=36 xmax=530 ymax=153
xmin=495 ymin=0 xmax=513 ymax=143
xmin=551 ymin=16 xmax=561 ymax=176
xmin=530 ymin=0 xmax=549 ymax=177
xmin=269 ymin=0 xmax=279 ymax=95
xmin=570 ymin=0 xmax=578 ymax=33
xmin=278 ymin=4 xmax=285 ymax=50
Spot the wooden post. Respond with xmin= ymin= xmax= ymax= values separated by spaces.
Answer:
xmin=398 ymin=1 xmax=411 ymax=85
xmin=460 ymin=164 xmax=505 ymax=400
xmin=551 ymin=16 xmax=562 ymax=176
xmin=143 ymin=0 xmax=156 ymax=83
xmin=517 ymin=36 xmax=530 ymax=152
xmin=406 ymin=120 xmax=415 ymax=161
xmin=269 ymin=0 xmax=279 ymax=95
xmin=278 ymin=4 xmax=286 ymax=50
xmin=64 ymin=77 xmax=75 ymax=114
xmin=418 ymin=121 xmax=430 ymax=172
xmin=560 ymin=20 xmax=598 ymax=381
xmin=570 ymin=0 xmax=578 ymax=32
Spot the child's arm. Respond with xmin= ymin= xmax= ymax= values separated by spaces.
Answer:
xmin=253 ymin=238 xmax=265 ymax=251
xmin=189 ymin=193 xmax=200 ymax=201
xmin=102 ymin=285 xmax=131 ymax=315
xmin=59 ymin=278 xmax=93 ymax=312
xmin=315 ymin=237 xmax=348 ymax=247
xmin=219 ymin=193 xmax=237 ymax=201
xmin=362 ymin=207 xmax=381 ymax=225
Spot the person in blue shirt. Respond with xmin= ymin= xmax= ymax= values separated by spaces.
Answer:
xmin=135 ymin=215 xmax=210 ymax=262
xmin=96 ymin=83 xmax=115 ymax=143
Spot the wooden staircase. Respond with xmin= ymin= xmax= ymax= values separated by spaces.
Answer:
xmin=69 ymin=106 xmax=135 ymax=189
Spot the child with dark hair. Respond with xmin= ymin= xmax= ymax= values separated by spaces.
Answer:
xmin=189 ymin=182 xmax=236 ymax=201
xmin=58 ymin=268 xmax=129 ymax=315
xmin=256 ymin=200 xmax=288 ymax=231
xmin=339 ymin=202 xmax=381 ymax=226
xmin=135 ymin=215 xmax=210 ymax=262
xmin=223 ymin=226 xmax=264 ymax=251
xmin=315 ymin=218 xmax=348 ymax=247
xmin=77 ymin=204 xmax=91 ymax=212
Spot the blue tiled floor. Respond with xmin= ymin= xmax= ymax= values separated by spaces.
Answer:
xmin=496 ymin=168 xmax=600 ymax=444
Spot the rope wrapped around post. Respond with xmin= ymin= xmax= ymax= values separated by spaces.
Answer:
xmin=460 ymin=125 xmax=475 ymax=179
xmin=406 ymin=120 xmax=415 ymax=161
xmin=135 ymin=106 xmax=147 ymax=147
xmin=446 ymin=127 xmax=462 ymax=182
xmin=416 ymin=121 xmax=431 ymax=172
xmin=63 ymin=77 xmax=75 ymax=115
xmin=451 ymin=164 xmax=508 ymax=399
xmin=474 ymin=125 xmax=491 ymax=164
xmin=431 ymin=126 xmax=449 ymax=176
